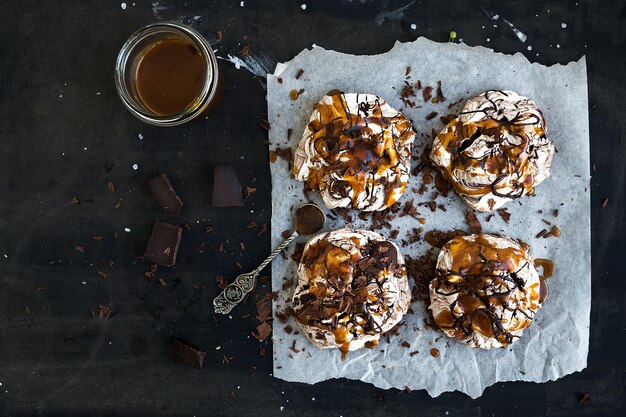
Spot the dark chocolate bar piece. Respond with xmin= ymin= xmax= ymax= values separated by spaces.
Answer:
xmin=169 ymin=338 xmax=205 ymax=369
xmin=212 ymin=166 xmax=244 ymax=207
xmin=143 ymin=221 xmax=183 ymax=266
xmin=147 ymin=173 xmax=183 ymax=215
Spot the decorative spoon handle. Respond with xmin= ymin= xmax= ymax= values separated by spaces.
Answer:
xmin=213 ymin=231 xmax=298 ymax=314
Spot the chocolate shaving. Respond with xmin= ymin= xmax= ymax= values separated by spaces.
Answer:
xmin=253 ymin=321 xmax=272 ymax=341
xmin=464 ymin=210 xmax=482 ymax=233
xmin=295 ymin=69 xmax=304 ymax=79
xmin=496 ymin=208 xmax=511 ymax=224
xmin=273 ymin=147 xmax=293 ymax=162
xmin=422 ymin=86 xmax=433 ymax=102
xmin=215 ymin=275 xmax=227 ymax=289
xmin=426 ymin=111 xmax=438 ymax=120
xmin=601 ymin=198 xmax=608 ymax=208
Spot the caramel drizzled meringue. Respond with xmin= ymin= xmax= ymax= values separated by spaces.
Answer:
xmin=294 ymin=93 xmax=415 ymax=211
xmin=429 ymin=234 xmax=544 ymax=349
xmin=292 ymin=229 xmax=411 ymax=357
xmin=431 ymin=90 xmax=555 ymax=212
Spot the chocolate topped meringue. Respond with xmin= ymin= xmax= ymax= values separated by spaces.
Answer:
xmin=292 ymin=229 xmax=411 ymax=357
xmin=431 ymin=90 xmax=555 ymax=212
xmin=429 ymin=234 xmax=545 ymax=349
xmin=294 ymin=93 xmax=415 ymax=211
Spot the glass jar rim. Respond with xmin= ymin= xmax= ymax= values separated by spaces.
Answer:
xmin=114 ymin=22 xmax=218 ymax=127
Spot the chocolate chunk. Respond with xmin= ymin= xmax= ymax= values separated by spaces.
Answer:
xmin=169 ymin=338 xmax=206 ymax=369
xmin=143 ymin=221 xmax=183 ymax=266
xmin=212 ymin=166 xmax=244 ymax=207
xmin=147 ymin=173 xmax=183 ymax=215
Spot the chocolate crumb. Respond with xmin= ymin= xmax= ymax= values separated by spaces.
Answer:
xmin=601 ymin=198 xmax=609 ymax=208
xmin=215 ymin=275 xmax=227 ymax=289
xmin=464 ymin=210 xmax=482 ymax=233
xmin=536 ymin=229 xmax=547 ymax=238
xmin=496 ymin=208 xmax=511 ymax=224
xmin=578 ymin=393 xmax=592 ymax=405
xmin=74 ymin=245 xmax=85 ymax=253
xmin=426 ymin=111 xmax=438 ymax=120
xmin=106 ymin=181 xmax=115 ymax=192
xmin=295 ymin=69 xmax=304 ymax=79
xmin=422 ymin=86 xmax=433 ymax=102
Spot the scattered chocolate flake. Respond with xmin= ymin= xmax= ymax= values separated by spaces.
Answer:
xmin=428 ymin=200 xmax=437 ymax=212
xmin=69 ymin=196 xmax=80 ymax=205
xmin=410 ymin=350 xmax=419 ymax=357
xmin=601 ymin=198 xmax=609 ymax=208
xmin=25 ymin=306 xmax=31 ymax=315
xmin=74 ymin=245 xmax=85 ymax=253
xmin=542 ymin=219 xmax=551 ymax=225
xmin=144 ymin=263 xmax=158 ymax=280
xmin=246 ymin=221 xmax=257 ymax=229
xmin=484 ymin=214 xmax=493 ymax=223
xmin=275 ymin=308 xmax=292 ymax=323
xmin=277 ymin=77 xmax=283 ymax=84
xmin=416 ymin=80 xmax=422 ymax=90
xmin=536 ymin=229 xmax=548 ymax=238
xmin=439 ymin=114 xmax=456 ymax=125
xmin=284 ymin=325 xmax=293 ymax=334
xmin=405 ymin=66 xmax=411 ymax=76
xmin=256 ymin=296 xmax=272 ymax=322
xmin=400 ymin=341 xmax=411 ymax=348
xmin=205 ymin=226 xmax=214 ymax=234
xmin=258 ymin=115 xmax=271 ymax=131
xmin=215 ymin=275 xmax=227 ymax=289
xmin=169 ymin=338 xmax=206 ymax=369
xmin=434 ymin=80 xmax=446 ymax=102
xmin=295 ymin=68 xmax=304 ymax=79
xmin=553 ymin=209 xmax=559 ymax=217
xmin=106 ymin=181 xmax=115 ymax=192
xmin=91 ymin=304 xmax=112 ymax=319
xmin=92 ymin=235 xmax=104 ymax=241
xmin=496 ymin=208 xmax=511 ymax=224
xmin=405 ymin=249 xmax=437 ymax=301
xmin=423 ymin=229 xmax=465 ymax=248
xmin=158 ymin=278 xmax=167 ymax=286
xmin=253 ymin=321 xmax=272 ymax=341
xmin=96 ymin=270 xmax=107 ymax=280
xmin=578 ymin=393 xmax=592 ymax=404
xmin=389 ymin=229 xmax=399 ymax=239
xmin=287 ymin=128 xmax=293 ymax=139
xmin=425 ymin=111 xmax=438 ymax=120
xmin=422 ymin=86 xmax=433 ymax=102
xmin=257 ymin=223 xmax=269 ymax=237
xmin=216 ymin=30 xmax=223 ymax=40
xmin=273 ymin=147 xmax=293 ymax=162
xmin=113 ymin=198 xmax=123 ymax=209
xmin=464 ymin=210 xmax=482 ymax=233
xmin=239 ymin=44 xmax=250 ymax=57
xmin=334 ymin=208 xmax=352 ymax=223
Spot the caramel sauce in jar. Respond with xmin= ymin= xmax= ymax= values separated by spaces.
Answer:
xmin=115 ymin=22 xmax=222 ymax=126
xmin=135 ymin=39 xmax=206 ymax=117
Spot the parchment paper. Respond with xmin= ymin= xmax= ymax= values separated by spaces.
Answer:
xmin=266 ymin=37 xmax=590 ymax=398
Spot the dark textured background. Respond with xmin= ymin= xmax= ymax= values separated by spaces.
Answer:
xmin=0 ymin=0 xmax=624 ymax=416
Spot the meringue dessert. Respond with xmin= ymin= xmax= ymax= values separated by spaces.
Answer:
xmin=292 ymin=229 xmax=411 ymax=357
xmin=294 ymin=93 xmax=415 ymax=211
xmin=431 ymin=90 xmax=555 ymax=212
xmin=429 ymin=234 xmax=545 ymax=349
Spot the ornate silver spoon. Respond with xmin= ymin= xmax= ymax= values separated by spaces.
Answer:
xmin=213 ymin=203 xmax=325 ymax=314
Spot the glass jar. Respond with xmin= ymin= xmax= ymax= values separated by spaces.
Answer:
xmin=115 ymin=22 xmax=222 ymax=126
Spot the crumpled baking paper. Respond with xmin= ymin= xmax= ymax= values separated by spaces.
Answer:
xmin=266 ymin=37 xmax=590 ymax=398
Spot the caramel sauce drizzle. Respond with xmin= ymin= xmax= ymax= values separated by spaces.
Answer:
xmin=433 ymin=235 xmax=540 ymax=347
xmin=433 ymin=91 xmax=547 ymax=201
xmin=301 ymin=93 xmax=413 ymax=208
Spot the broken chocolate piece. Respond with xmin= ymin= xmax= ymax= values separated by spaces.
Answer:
xmin=147 ymin=173 xmax=183 ymax=215
xmin=169 ymin=338 xmax=206 ymax=369
xmin=212 ymin=166 xmax=244 ymax=207
xmin=143 ymin=221 xmax=183 ymax=266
